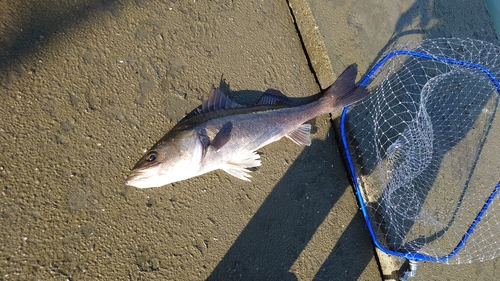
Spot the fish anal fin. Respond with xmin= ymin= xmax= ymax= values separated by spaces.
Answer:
xmin=221 ymin=150 xmax=261 ymax=181
xmin=258 ymin=89 xmax=293 ymax=105
xmin=211 ymin=121 xmax=232 ymax=151
xmin=286 ymin=124 xmax=312 ymax=146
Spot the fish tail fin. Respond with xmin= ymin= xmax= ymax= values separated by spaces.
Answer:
xmin=323 ymin=64 xmax=369 ymax=110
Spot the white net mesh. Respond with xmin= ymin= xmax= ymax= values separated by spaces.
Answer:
xmin=340 ymin=38 xmax=500 ymax=264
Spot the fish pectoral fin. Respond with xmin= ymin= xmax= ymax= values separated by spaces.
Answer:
xmin=211 ymin=121 xmax=232 ymax=151
xmin=221 ymin=150 xmax=261 ymax=181
xmin=286 ymin=124 xmax=312 ymax=146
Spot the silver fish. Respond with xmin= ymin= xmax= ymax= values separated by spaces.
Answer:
xmin=126 ymin=65 xmax=368 ymax=188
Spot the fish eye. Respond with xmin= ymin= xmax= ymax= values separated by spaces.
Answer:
xmin=146 ymin=151 xmax=157 ymax=162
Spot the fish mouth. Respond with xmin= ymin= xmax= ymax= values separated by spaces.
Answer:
xmin=125 ymin=169 xmax=149 ymax=187
xmin=125 ymin=167 xmax=168 ymax=188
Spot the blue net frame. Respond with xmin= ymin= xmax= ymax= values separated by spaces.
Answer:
xmin=339 ymin=47 xmax=500 ymax=263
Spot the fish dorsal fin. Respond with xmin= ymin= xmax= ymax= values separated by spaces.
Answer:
xmin=286 ymin=124 xmax=312 ymax=146
xmin=197 ymin=87 xmax=242 ymax=114
xmin=257 ymin=89 xmax=293 ymax=105
xmin=221 ymin=150 xmax=261 ymax=181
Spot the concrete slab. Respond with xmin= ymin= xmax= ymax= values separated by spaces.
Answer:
xmin=292 ymin=0 xmax=499 ymax=280
xmin=0 ymin=0 xmax=379 ymax=280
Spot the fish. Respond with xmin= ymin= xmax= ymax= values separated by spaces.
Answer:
xmin=126 ymin=64 xmax=368 ymax=188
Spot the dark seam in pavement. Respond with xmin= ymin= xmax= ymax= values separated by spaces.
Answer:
xmin=285 ymin=0 xmax=322 ymax=88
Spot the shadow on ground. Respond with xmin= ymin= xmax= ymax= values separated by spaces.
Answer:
xmin=0 ymin=0 xmax=121 ymax=71
xmin=207 ymin=134 xmax=374 ymax=280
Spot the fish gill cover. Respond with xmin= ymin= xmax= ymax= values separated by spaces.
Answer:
xmin=339 ymin=38 xmax=500 ymax=265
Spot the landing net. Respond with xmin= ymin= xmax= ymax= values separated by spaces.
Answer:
xmin=339 ymin=38 xmax=500 ymax=264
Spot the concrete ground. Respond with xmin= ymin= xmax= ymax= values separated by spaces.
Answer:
xmin=299 ymin=0 xmax=499 ymax=280
xmin=0 ymin=0 xmax=498 ymax=280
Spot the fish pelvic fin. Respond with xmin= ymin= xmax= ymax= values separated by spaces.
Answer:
xmin=221 ymin=150 xmax=261 ymax=181
xmin=324 ymin=64 xmax=369 ymax=109
xmin=286 ymin=124 xmax=312 ymax=146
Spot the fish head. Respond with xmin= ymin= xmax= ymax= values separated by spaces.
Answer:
xmin=125 ymin=129 xmax=204 ymax=188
